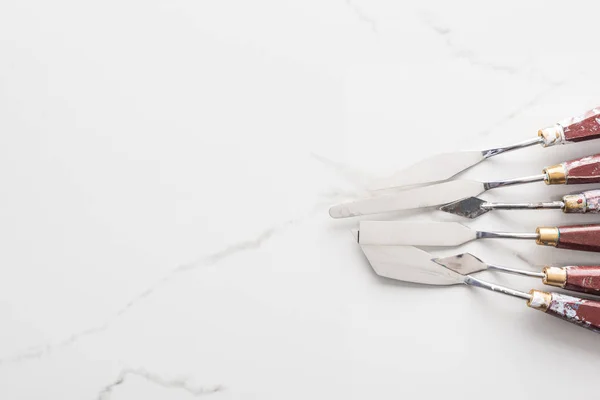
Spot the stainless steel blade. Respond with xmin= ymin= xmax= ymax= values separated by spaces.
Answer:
xmin=359 ymin=244 xmax=465 ymax=285
xmin=329 ymin=180 xmax=485 ymax=218
xmin=360 ymin=245 xmax=533 ymax=300
xmin=433 ymin=253 xmax=489 ymax=275
xmin=358 ymin=221 xmax=477 ymax=246
xmin=438 ymin=197 xmax=490 ymax=219
xmin=369 ymin=137 xmax=544 ymax=190
xmin=434 ymin=253 xmax=546 ymax=279
xmin=439 ymin=197 xmax=566 ymax=218
xmin=369 ymin=151 xmax=485 ymax=190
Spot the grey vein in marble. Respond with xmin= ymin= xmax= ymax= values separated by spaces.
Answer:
xmin=311 ymin=153 xmax=375 ymax=185
xmin=97 ymin=368 xmax=223 ymax=399
xmin=345 ymin=0 xmax=378 ymax=33
xmin=420 ymin=13 xmax=520 ymax=75
xmin=423 ymin=13 xmax=571 ymax=89
xmin=0 ymin=209 xmax=319 ymax=365
xmin=309 ymin=152 xmax=400 ymax=205
xmin=474 ymin=80 xmax=567 ymax=137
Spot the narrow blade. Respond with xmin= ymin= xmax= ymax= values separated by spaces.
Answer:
xmin=329 ymin=180 xmax=485 ymax=218
xmin=433 ymin=253 xmax=488 ymax=275
xmin=438 ymin=197 xmax=490 ymax=219
xmin=369 ymin=151 xmax=485 ymax=190
xmin=358 ymin=221 xmax=477 ymax=246
xmin=360 ymin=245 xmax=464 ymax=285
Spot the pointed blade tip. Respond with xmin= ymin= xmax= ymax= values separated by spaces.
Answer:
xmin=438 ymin=197 xmax=490 ymax=219
xmin=433 ymin=253 xmax=488 ymax=275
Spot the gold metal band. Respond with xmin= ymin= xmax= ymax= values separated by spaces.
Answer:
xmin=563 ymin=194 xmax=587 ymax=213
xmin=527 ymin=290 xmax=552 ymax=312
xmin=535 ymin=227 xmax=559 ymax=246
xmin=542 ymin=266 xmax=567 ymax=288
xmin=543 ymin=164 xmax=567 ymax=185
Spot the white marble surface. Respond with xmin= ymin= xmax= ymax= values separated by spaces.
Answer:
xmin=2 ymin=1 xmax=600 ymax=398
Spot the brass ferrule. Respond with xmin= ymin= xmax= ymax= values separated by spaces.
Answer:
xmin=542 ymin=266 xmax=567 ymax=288
xmin=543 ymin=164 xmax=567 ymax=185
xmin=536 ymin=227 xmax=559 ymax=246
xmin=563 ymin=194 xmax=587 ymax=213
xmin=527 ymin=289 xmax=552 ymax=312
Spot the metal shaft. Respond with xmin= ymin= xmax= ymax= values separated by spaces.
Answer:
xmin=464 ymin=275 xmax=532 ymax=300
xmin=481 ymin=136 xmax=544 ymax=159
xmin=486 ymin=264 xmax=545 ymax=279
xmin=483 ymin=174 xmax=546 ymax=190
xmin=481 ymin=201 xmax=564 ymax=211
xmin=476 ymin=231 xmax=539 ymax=240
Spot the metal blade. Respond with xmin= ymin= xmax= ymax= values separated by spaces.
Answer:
xmin=359 ymin=245 xmax=465 ymax=285
xmin=438 ymin=197 xmax=490 ymax=219
xmin=329 ymin=180 xmax=485 ymax=218
xmin=433 ymin=253 xmax=488 ymax=275
xmin=369 ymin=151 xmax=485 ymax=190
xmin=358 ymin=221 xmax=478 ymax=246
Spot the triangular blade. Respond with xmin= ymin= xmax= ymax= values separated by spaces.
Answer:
xmin=359 ymin=245 xmax=464 ymax=286
xmin=433 ymin=253 xmax=488 ymax=275
xmin=329 ymin=180 xmax=485 ymax=218
xmin=369 ymin=151 xmax=485 ymax=190
xmin=358 ymin=221 xmax=477 ymax=247
xmin=439 ymin=197 xmax=490 ymax=219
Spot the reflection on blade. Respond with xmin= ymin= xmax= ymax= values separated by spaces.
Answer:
xmin=329 ymin=180 xmax=485 ymax=218
xmin=359 ymin=245 xmax=464 ymax=286
xmin=369 ymin=151 xmax=485 ymax=190
xmin=439 ymin=197 xmax=490 ymax=219
xmin=358 ymin=221 xmax=477 ymax=246
xmin=433 ymin=253 xmax=489 ymax=275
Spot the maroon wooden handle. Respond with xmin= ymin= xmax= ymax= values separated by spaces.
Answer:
xmin=545 ymin=292 xmax=600 ymax=333
xmin=564 ymin=266 xmax=600 ymax=293
xmin=562 ymin=107 xmax=600 ymax=143
xmin=564 ymin=154 xmax=600 ymax=184
xmin=582 ymin=190 xmax=600 ymax=212
xmin=556 ymin=224 xmax=600 ymax=252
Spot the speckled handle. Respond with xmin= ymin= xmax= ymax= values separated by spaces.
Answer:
xmin=564 ymin=154 xmax=600 ymax=184
xmin=562 ymin=108 xmax=600 ymax=143
xmin=563 ymin=190 xmax=600 ymax=213
xmin=539 ymin=107 xmax=600 ymax=146
xmin=557 ymin=224 xmax=600 ymax=252
xmin=582 ymin=190 xmax=600 ymax=212
xmin=529 ymin=291 xmax=600 ymax=333
xmin=564 ymin=266 xmax=600 ymax=294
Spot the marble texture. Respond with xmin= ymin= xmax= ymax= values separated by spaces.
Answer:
xmin=2 ymin=0 xmax=600 ymax=398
